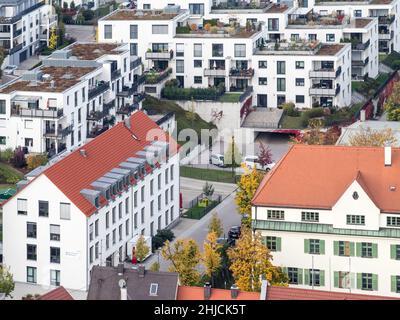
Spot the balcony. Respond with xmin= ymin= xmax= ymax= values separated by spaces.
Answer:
xmin=88 ymin=81 xmax=110 ymax=100
xmin=145 ymin=50 xmax=174 ymax=60
xmin=103 ymin=100 xmax=115 ymax=112
xmin=144 ymin=68 xmax=172 ymax=84
xmin=11 ymin=107 xmax=63 ymax=118
xmin=87 ymin=109 xmax=109 ymax=121
xmin=116 ymin=103 xmax=139 ymax=115
xmin=41 ymin=14 xmax=57 ymax=26
xmin=13 ymin=29 xmax=22 ymax=38
xmin=378 ymin=15 xmax=395 ymax=25
xmin=1 ymin=2 xmax=45 ymax=24
xmin=44 ymin=124 xmax=73 ymax=139
xmin=352 ymin=57 xmax=369 ymax=67
xmin=111 ymin=69 xmax=121 ymax=81
xmin=9 ymin=43 xmax=23 ymax=54
xmin=309 ymin=84 xmax=340 ymax=96
xmin=351 ymin=39 xmax=370 ymax=51
xmin=130 ymin=57 xmax=142 ymax=70
xmin=379 ymin=32 xmax=394 ymax=40
xmin=117 ymin=75 xmax=146 ymax=97
xmin=204 ymin=68 xmax=226 ymax=77
xmin=229 ymin=68 xmax=254 ymax=78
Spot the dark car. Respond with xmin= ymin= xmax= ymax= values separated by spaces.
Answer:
xmin=228 ymin=226 xmax=241 ymax=240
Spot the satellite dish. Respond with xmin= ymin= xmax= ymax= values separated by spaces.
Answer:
xmin=118 ymin=279 xmax=126 ymax=288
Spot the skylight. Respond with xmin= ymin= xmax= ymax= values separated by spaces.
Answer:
xmin=149 ymin=283 xmax=158 ymax=296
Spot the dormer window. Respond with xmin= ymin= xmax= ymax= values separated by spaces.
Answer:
xmin=134 ymin=171 xmax=139 ymax=180
xmin=113 ymin=185 xmax=117 ymax=195
xmin=118 ymin=181 xmax=123 ymax=191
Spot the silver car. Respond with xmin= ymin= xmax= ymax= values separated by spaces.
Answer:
xmin=3 ymin=65 xmax=17 ymax=75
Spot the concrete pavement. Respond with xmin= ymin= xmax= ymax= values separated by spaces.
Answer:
xmin=65 ymin=25 xmax=96 ymax=42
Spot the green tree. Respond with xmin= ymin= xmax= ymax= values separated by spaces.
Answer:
xmin=208 ymin=212 xmax=223 ymax=237
xmin=149 ymin=262 xmax=160 ymax=272
xmin=135 ymin=235 xmax=150 ymax=262
xmin=0 ymin=266 xmax=15 ymax=298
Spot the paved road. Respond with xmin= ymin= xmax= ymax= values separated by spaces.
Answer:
xmin=65 ymin=25 xmax=96 ymax=42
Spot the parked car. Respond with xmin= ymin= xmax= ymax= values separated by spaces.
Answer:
xmin=3 ymin=65 xmax=17 ymax=75
xmin=243 ymin=155 xmax=275 ymax=171
xmin=209 ymin=153 xmax=225 ymax=167
xmin=228 ymin=225 xmax=241 ymax=240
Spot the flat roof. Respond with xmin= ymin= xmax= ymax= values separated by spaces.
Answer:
xmin=0 ymin=66 xmax=96 ymax=93
xmin=102 ymin=9 xmax=181 ymax=21
xmin=265 ymin=3 xmax=290 ymax=13
xmin=315 ymin=44 xmax=346 ymax=55
xmin=69 ymin=43 xmax=122 ymax=60
xmin=352 ymin=18 xmax=374 ymax=28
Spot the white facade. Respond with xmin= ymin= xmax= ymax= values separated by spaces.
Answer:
xmin=0 ymin=42 xmax=143 ymax=156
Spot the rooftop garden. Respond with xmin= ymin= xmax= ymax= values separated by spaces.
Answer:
xmin=352 ymin=73 xmax=391 ymax=97
xmin=162 ymin=80 xmax=226 ymax=101
xmin=288 ymin=12 xmax=349 ymax=26
xmin=259 ymin=39 xmax=321 ymax=52
xmin=144 ymin=68 xmax=172 ymax=84
xmin=211 ymin=0 xmax=269 ymax=10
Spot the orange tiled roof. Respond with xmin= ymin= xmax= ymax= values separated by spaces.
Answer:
xmin=252 ymin=145 xmax=400 ymax=213
xmin=177 ymin=286 xmax=259 ymax=300
xmin=38 ymin=287 xmax=74 ymax=300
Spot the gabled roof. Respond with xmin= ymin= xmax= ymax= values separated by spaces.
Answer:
xmin=38 ymin=287 xmax=74 ymax=300
xmin=252 ymin=145 xmax=400 ymax=213
xmin=3 ymin=111 xmax=178 ymax=217
xmin=177 ymin=286 xmax=259 ymax=300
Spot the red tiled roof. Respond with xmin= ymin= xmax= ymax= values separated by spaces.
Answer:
xmin=252 ymin=145 xmax=400 ymax=213
xmin=177 ymin=286 xmax=259 ymax=300
xmin=38 ymin=287 xmax=74 ymax=300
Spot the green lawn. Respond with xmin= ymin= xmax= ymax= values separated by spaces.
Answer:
xmin=218 ymin=93 xmax=242 ymax=103
xmin=281 ymin=115 xmax=307 ymax=129
xmin=381 ymin=51 xmax=400 ymax=69
xmin=180 ymin=166 xmax=238 ymax=183
xmin=0 ymin=161 xmax=23 ymax=185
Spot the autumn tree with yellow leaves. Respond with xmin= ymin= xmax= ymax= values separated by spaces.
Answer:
xmin=135 ymin=235 xmax=150 ymax=262
xmin=202 ymin=232 xmax=222 ymax=285
xmin=208 ymin=212 xmax=223 ymax=237
xmin=227 ymin=226 xmax=288 ymax=292
xmin=161 ymin=239 xmax=201 ymax=286
xmin=48 ymin=27 xmax=58 ymax=50
xmin=348 ymin=127 xmax=397 ymax=147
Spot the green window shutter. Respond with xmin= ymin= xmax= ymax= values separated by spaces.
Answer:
xmin=319 ymin=240 xmax=325 ymax=255
xmin=391 ymin=245 xmax=397 ymax=260
xmin=349 ymin=242 xmax=355 ymax=257
xmin=304 ymin=269 xmax=309 ymax=285
xmin=372 ymin=243 xmax=378 ymax=258
xmin=357 ymin=273 xmax=362 ymax=290
xmin=276 ymin=237 xmax=281 ymax=252
xmin=372 ymin=274 xmax=378 ymax=291
xmin=334 ymin=271 xmax=339 ymax=288
xmin=298 ymin=268 xmax=303 ymax=285
xmin=356 ymin=242 xmax=361 ymax=257
xmin=304 ymin=239 xmax=310 ymax=254
xmin=320 ymin=270 xmax=325 ymax=286
xmin=350 ymin=273 xmax=356 ymax=289
xmin=391 ymin=275 xmax=397 ymax=293
xmin=333 ymin=241 xmax=339 ymax=256
xmin=282 ymin=266 xmax=288 ymax=275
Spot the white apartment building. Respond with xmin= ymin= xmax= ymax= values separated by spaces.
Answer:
xmin=252 ymin=42 xmax=352 ymax=108
xmin=0 ymin=0 xmax=57 ymax=66
xmin=0 ymin=42 xmax=143 ymax=156
xmin=1 ymin=111 xmax=180 ymax=291
xmin=252 ymin=144 xmax=400 ymax=298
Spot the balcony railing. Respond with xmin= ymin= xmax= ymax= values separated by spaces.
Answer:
xmin=11 ymin=107 xmax=63 ymax=118
xmin=130 ymin=57 xmax=142 ymax=70
xmin=87 ymin=125 xmax=108 ymax=139
xmin=116 ymin=103 xmax=139 ymax=115
xmin=111 ymin=69 xmax=121 ymax=81
xmin=229 ymin=68 xmax=254 ymax=78
xmin=44 ymin=124 xmax=73 ymax=139
xmin=9 ymin=43 xmax=23 ymax=54
xmin=1 ymin=2 xmax=45 ymax=24
xmin=87 ymin=109 xmax=108 ymax=121
xmin=88 ymin=81 xmax=110 ymax=100
xmin=13 ymin=29 xmax=22 ymax=38
xmin=351 ymin=39 xmax=370 ymax=51
xmin=117 ymin=75 xmax=146 ymax=97
xmin=352 ymin=57 xmax=369 ymax=67
xmin=144 ymin=68 xmax=172 ymax=84
xmin=204 ymin=68 xmax=226 ymax=77
xmin=378 ymin=15 xmax=395 ymax=25
xmin=379 ymin=32 xmax=394 ymax=40
xmin=309 ymin=86 xmax=336 ymax=96
xmin=145 ymin=50 xmax=174 ymax=60
xmin=103 ymin=100 xmax=115 ymax=112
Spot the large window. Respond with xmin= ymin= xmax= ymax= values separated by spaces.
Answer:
xmin=277 ymin=61 xmax=285 ymax=74
xmin=130 ymin=43 xmax=138 ymax=56
xmin=387 ymin=216 xmax=400 ymax=227
xmin=27 ymin=267 xmax=37 ymax=283
xmin=259 ymin=77 xmax=267 ymax=85
xmin=176 ymin=43 xmax=184 ymax=57
xmin=288 ymin=267 xmax=300 ymax=285
xmin=259 ymin=61 xmax=267 ymax=69
xmin=347 ymin=215 xmax=365 ymax=225
xmin=194 ymin=44 xmax=202 ymax=57
xmin=309 ymin=269 xmax=321 ymax=286
xmin=50 ymin=247 xmax=60 ymax=264
xmin=212 ymin=44 xmax=223 ymax=57
xmin=152 ymin=25 xmax=168 ymax=34
xmin=277 ymin=78 xmax=286 ymax=92
xmin=268 ymin=18 xmax=279 ymax=31
xmin=176 ymin=60 xmax=184 ymax=73
xmin=130 ymin=25 xmax=138 ymax=39
xmin=295 ymin=78 xmax=305 ymax=86
xmin=27 ymin=244 xmax=37 ymax=260
xmin=50 ymin=224 xmax=60 ymax=241
xmin=267 ymin=210 xmax=284 ymax=220
xmin=39 ymin=200 xmax=49 ymax=217
xmin=326 ymin=34 xmax=335 ymax=42
xmin=50 ymin=270 xmax=60 ymax=286
xmin=264 ymin=236 xmax=280 ymax=252
xmin=104 ymin=25 xmax=112 ymax=39
xmin=361 ymin=273 xmax=373 ymax=290
xmin=309 ymin=239 xmax=321 ymax=254
xmin=234 ymin=44 xmax=246 ymax=57
xmin=295 ymin=61 xmax=304 ymax=69
xmin=189 ymin=3 xmax=204 ymax=15
xmin=361 ymin=242 xmax=374 ymax=258
xmin=27 ymin=222 xmax=37 ymax=238
xmin=194 ymin=60 xmax=202 ymax=68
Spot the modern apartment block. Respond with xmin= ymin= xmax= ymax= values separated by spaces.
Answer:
xmin=252 ymin=42 xmax=352 ymax=108
xmin=0 ymin=42 xmax=143 ymax=156
xmin=252 ymin=144 xmax=400 ymax=298
xmin=1 ymin=111 xmax=180 ymax=291
xmin=0 ymin=0 xmax=57 ymax=66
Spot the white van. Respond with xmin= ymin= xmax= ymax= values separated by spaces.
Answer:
xmin=209 ymin=153 xmax=225 ymax=167
xmin=243 ymin=155 xmax=275 ymax=171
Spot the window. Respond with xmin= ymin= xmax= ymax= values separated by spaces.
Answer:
xmin=277 ymin=78 xmax=286 ymax=92
xmin=27 ymin=244 xmax=37 ymax=260
xmin=119 ymin=225 xmax=122 ymax=241
xmin=104 ymin=25 xmax=112 ymax=39
xmin=170 ymin=206 xmax=174 ymax=222
xmin=361 ymin=273 xmax=373 ymax=290
xmin=50 ymin=270 xmax=60 ymax=286
xmin=288 ymin=268 xmax=301 ymax=285
xmin=354 ymin=10 xmax=362 ymax=17
xmin=387 ymin=216 xmax=400 ymax=227
xmin=336 ymin=241 xmax=353 ymax=257
xmin=134 ymin=191 xmax=138 ymax=208
xmin=308 ymin=34 xmax=317 ymax=41
xmin=152 ymin=25 xmax=168 ymax=34
xmin=212 ymin=44 xmax=223 ymax=57
xmin=264 ymin=236 xmax=281 ymax=252
xmin=295 ymin=61 xmax=304 ymax=69
xmin=112 ymin=229 xmax=116 ymax=244
xmin=158 ymin=195 xmax=162 ymax=211
xmin=60 ymin=203 xmax=71 ymax=220
xmin=165 ymin=210 xmax=169 ymax=226
xmin=234 ymin=44 xmax=246 ymax=57
xmin=258 ymin=77 xmax=267 ymax=85
xmin=170 ymin=186 xmax=174 ymax=201
xmin=158 ymin=216 xmax=162 ymax=231
xmin=50 ymin=247 xmax=60 ymax=263
xmin=158 ymin=174 xmax=161 ymax=190
xmin=0 ymin=100 xmax=5 ymax=114
xmin=391 ymin=244 xmax=400 ymax=260
xmin=268 ymin=18 xmax=279 ymax=31
xmin=27 ymin=222 xmax=36 ymax=238
xmin=89 ymin=246 xmax=93 ymax=263
xmin=326 ymin=34 xmax=335 ymax=42
xmin=277 ymin=61 xmax=285 ymax=74
xmin=150 ymin=222 xmax=154 ymax=237
xmin=95 ymin=219 xmax=99 ymax=237
xmin=361 ymin=242 xmax=373 ymax=258
xmin=0 ymin=136 xmax=5 ymax=145
xmin=296 ymin=95 xmax=305 ymax=103
xmin=309 ymin=239 xmax=321 ymax=254
xmin=82 ymin=87 xmax=86 ymax=102
xmin=38 ymin=200 xmax=49 ymax=217
xmin=150 ymin=200 xmax=154 ymax=217
xmin=106 ymin=234 xmax=110 ymax=250
xmin=112 ymin=207 xmax=116 ymax=224
xmin=309 ymin=269 xmax=321 ymax=286
xmin=194 ymin=44 xmax=202 ymax=57
xmin=170 ymin=165 xmax=174 ymax=181
xmin=130 ymin=25 xmax=138 ymax=39
xmin=301 ymin=211 xmax=319 ymax=222
xmin=106 ymin=211 xmax=110 ymax=229
xmin=118 ymin=203 xmax=122 ymax=220
xmin=267 ymin=210 xmax=284 ymax=220
xmin=27 ymin=267 xmax=37 ymax=283
xmin=258 ymin=61 xmax=267 ymax=68
xmin=189 ymin=3 xmax=204 ymax=15
xmin=176 ymin=43 xmax=184 ymax=57
xmin=176 ymin=60 xmax=184 ymax=73
xmin=126 ymin=219 xmax=129 ymax=236
xmin=134 ymin=213 xmax=138 ymax=229
xmin=334 ymin=271 xmax=351 ymax=289
xmin=165 ymin=168 xmax=169 ymax=184
xmin=295 ymin=78 xmax=305 ymax=86
xmin=194 ymin=76 xmax=202 ymax=84
xmin=141 ymin=207 xmax=145 ymax=225
xmin=130 ymin=43 xmax=138 ymax=56
xmin=143 ymin=4 xmax=150 ymax=9
xmin=18 ymin=198 xmax=28 ymax=215
xmin=194 ymin=60 xmax=202 ymax=68
xmin=50 ymin=224 xmax=60 ymax=241
xmin=346 ymin=215 xmax=365 ymax=225
xmin=24 ymin=120 xmax=33 ymax=129
xmin=141 ymin=186 xmax=145 ymax=203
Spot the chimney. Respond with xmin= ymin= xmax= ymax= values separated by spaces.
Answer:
xmin=117 ymin=263 xmax=124 ymax=276
xmin=138 ymin=264 xmax=145 ymax=278
xmin=124 ymin=117 xmax=131 ymax=130
xmin=385 ymin=145 xmax=392 ymax=166
xmin=360 ymin=110 xmax=366 ymax=122
xmin=230 ymin=284 xmax=239 ymax=299
xmin=204 ymin=282 xmax=211 ymax=300
xmin=80 ymin=149 xmax=87 ymax=157
xmin=260 ymin=280 xmax=268 ymax=300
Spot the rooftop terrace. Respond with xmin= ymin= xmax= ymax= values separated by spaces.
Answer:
xmin=210 ymin=1 xmax=290 ymax=13
xmin=102 ymin=9 xmax=183 ymax=21
xmin=69 ymin=43 xmax=123 ymax=60
xmin=254 ymin=41 xmax=346 ymax=56
xmin=315 ymin=0 xmax=394 ymax=5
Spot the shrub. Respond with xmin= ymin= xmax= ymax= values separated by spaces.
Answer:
xmin=152 ymin=229 xmax=175 ymax=251
xmin=82 ymin=9 xmax=94 ymax=21
xmin=11 ymin=147 xmax=26 ymax=169
xmin=304 ymin=107 xmax=324 ymax=119
xmin=282 ymin=102 xmax=299 ymax=117
xmin=176 ymin=25 xmax=191 ymax=34
xmin=26 ymin=154 xmax=48 ymax=171
xmin=0 ymin=166 xmax=20 ymax=184
xmin=0 ymin=148 xmax=13 ymax=162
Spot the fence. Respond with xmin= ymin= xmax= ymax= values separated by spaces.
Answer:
xmin=183 ymin=194 xmax=222 ymax=220
xmin=180 ymin=165 xmax=240 ymax=184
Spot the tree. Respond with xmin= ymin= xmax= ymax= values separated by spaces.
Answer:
xmin=224 ymin=136 xmax=242 ymax=167
xmin=0 ymin=266 xmax=15 ymax=298
xmin=186 ymin=98 xmax=196 ymax=127
xmin=291 ymin=124 xmax=341 ymax=145
xmin=385 ymin=82 xmax=400 ymax=121
xmin=63 ymin=1 xmax=68 ymax=10
xmin=348 ymin=127 xmax=397 ymax=147
xmin=257 ymin=142 xmax=273 ymax=168
xmin=208 ymin=212 xmax=223 ymax=237
xmin=135 ymin=235 xmax=150 ymax=262
xmin=202 ymin=182 xmax=214 ymax=199
xmin=202 ymin=232 xmax=222 ymax=285
xmin=161 ymin=239 xmax=201 ymax=286
xmin=48 ymin=27 xmax=58 ymax=50
xmin=235 ymin=166 xmax=264 ymax=218
xmin=11 ymin=147 xmax=26 ymax=168
xmin=227 ymin=227 xmax=288 ymax=292
xmin=70 ymin=1 xmax=75 ymax=10
xmin=149 ymin=262 xmax=160 ymax=272
xmin=26 ymin=154 xmax=48 ymax=171
xmin=58 ymin=22 xmax=66 ymax=46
